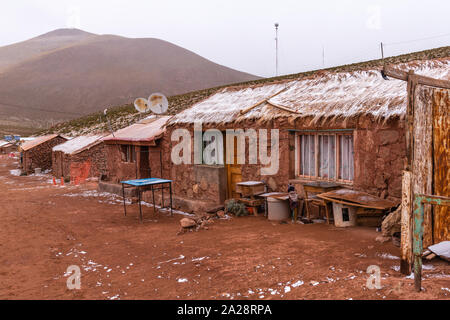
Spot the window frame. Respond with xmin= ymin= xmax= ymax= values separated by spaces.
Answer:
xmin=121 ymin=145 xmax=136 ymax=163
xmin=296 ymin=131 xmax=354 ymax=183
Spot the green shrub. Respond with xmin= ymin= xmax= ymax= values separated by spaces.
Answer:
xmin=225 ymin=199 xmax=248 ymax=217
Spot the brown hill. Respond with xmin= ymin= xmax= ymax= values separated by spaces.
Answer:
xmin=0 ymin=29 xmax=96 ymax=73
xmin=0 ymin=29 xmax=259 ymax=132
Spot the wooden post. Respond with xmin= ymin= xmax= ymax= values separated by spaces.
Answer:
xmin=399 ymin=71 xmax=417 ymax=275
xmin=400 ymin=170 xmax=412 ymax=274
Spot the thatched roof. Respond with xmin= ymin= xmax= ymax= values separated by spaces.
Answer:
xmin=169 ymin=58 xmax=450 ymax=125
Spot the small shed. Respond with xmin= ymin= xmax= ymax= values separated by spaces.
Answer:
xmin=20 ymin=134 xmax=67 ymax=174
xmin=102 ymin=116 xmax=170 ymax=183
xmin=52 ymin=135 xmax=107 ymax=182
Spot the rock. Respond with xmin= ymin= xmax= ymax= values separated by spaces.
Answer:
xmin=199 ymin=178 xmax=208 ymax=191
xmin=217 ymin=210 xmax=225 ymax=218
xmin=192 ymin=184 xmax=199 ymax=194
xmin=180 ymin=218 xmax=197 ymax=228
xmin=381 ymin=207 xmax=401 ymax=237
xmin=375 ymin=236 xmax=391 ymax=243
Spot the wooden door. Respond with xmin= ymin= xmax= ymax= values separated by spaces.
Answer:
xmin=432 ymin=88 xmax=449 ymax=243
xmin=225 ymin=136 xmax=242 ymax=199
xmin=139 ymin=146 xmax=150 ymax=178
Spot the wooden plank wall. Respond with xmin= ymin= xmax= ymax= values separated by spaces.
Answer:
xmin=412 ymin=85 xmax=434 ymax=248
xmin=432 ymin=88 xmax=450 ymax=243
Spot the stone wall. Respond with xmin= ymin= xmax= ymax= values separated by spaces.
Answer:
xmin=23 ymin=136 xmax=67 ymax=174
xmin=52 ymin=143 xmax=107 ymax=180
xmin=104 ymin=142 xmax=169 ymax=183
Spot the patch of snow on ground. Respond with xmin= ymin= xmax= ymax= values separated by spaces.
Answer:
xmin=9 ymin=169 xmax=21 ymax=176
xmin=377 ymin=253 xmax=400 ymax=260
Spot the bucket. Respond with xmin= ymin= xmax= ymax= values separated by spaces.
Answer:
xmin=332 ymin=202 xmax=357 ymax=227
xmin=267 ymin=197 xmax=290 ymax=221
xmin=34 ymin=168 xmax=42 ymax=175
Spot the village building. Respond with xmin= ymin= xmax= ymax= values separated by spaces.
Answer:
xmin=162 ymin=58 xmax=450 ymax=215
xmin=101 ymin=116 xmax=170 ymax=187
xmin=20 ymin=134 xmax=67 ymax=174
xmin=52 ymin=135 xmax=107 ymax=182
xmin=0 ymin=141 xmax=17 ymax=154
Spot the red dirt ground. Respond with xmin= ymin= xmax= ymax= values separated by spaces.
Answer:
xmin=0 ymin=155 xmax=448 ymax=300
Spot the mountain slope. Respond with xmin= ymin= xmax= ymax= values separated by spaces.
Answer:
xmin=0 ymin=29 xmax=260 ymax=132
xmin=0 ymin=29 xmax=95 ymax=73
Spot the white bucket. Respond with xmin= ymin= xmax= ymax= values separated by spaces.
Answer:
xmin=332 ymin=202 xmax=357 ymax=227
xmin=267 ymin=197 xmax=290 ymax=221
xmin=34 ymin=168 xmax=42 ymax=174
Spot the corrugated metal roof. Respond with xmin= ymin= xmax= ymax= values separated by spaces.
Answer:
xmin=53 ymin=135 xmax=105 ymax=155
xmin=20 ymin=134 xmax=64 ymax=151
xmin=103 ymin=116 xmax=170 ymax=144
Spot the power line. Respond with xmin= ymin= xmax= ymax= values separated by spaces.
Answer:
xmin=384 ymin=32 xmax=450 ymax=46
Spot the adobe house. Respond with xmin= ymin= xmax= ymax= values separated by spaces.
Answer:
xmin=162 ymin=58 xmax=450 ymax=212
xmin=20 ymin=134 xmax=67 ymax=174
xmin=0 ymin=141 xmax=17 ymax=154
xmin=52 ymin=135 xmax=107 ymax=182
xmin=102 ymin=116 xmax=170 ymax=184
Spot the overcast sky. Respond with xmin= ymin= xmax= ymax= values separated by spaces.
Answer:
xmin=1 ymin=0 xmax=449 ymax=77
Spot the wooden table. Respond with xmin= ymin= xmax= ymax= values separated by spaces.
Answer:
xmin=316 ymin=188 xmax=398 ymax=210
xmin=302 ymin=181 xmax=342 ymax=221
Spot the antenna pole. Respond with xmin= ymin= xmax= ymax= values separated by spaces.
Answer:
xmin=275 ymin=23 xmax=279 ymax=76
xmin=322 ymin=45 xmax=325 ymax=67
xmin=380 ymin=42 xmax=384 ymax=60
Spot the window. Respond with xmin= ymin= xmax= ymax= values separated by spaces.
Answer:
xmin=297 ymin=132 xmax=354 ymax=182
xmin=120 ymin=145 xmax=136 ymax=163
xmin=200 ymin=130 xmax=224 ymax=165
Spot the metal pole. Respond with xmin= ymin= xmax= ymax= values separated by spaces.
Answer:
xmin=275 ymin=23 xmax=279 ymax=76
xmin=138 ymin=187 xmax=143 ymax=223
xmin=122 ymin=184 xmax=127 ymax=216
xmin=380 ymin=42 xmax=384 ymax=60
xmin=170 ymin=182 xmax=173 ymax=216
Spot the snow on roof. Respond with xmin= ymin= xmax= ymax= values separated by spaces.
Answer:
xmin=169 ymin=58 xmax=450 ymax=125
xmin=103 ymin=116 xmax=170 ymax=144
xmin=170 ymin=82 xmax=286 ymax=124
xmin=20 ymin=134 xmax=63 ymax=151
xmin=52 ymin=135 xmax=105 ymax=155
xmin=0 ymin=140 xmax=10 ymax=147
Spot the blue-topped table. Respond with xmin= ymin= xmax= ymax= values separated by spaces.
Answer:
xmin=121 ymin=178 xmax=173 ymax=222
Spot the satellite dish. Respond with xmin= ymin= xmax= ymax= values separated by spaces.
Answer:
xmin=134 ymin=97 xmax=149 ymax=113
xmin=148 ymin=93 xmax=168 ymax=114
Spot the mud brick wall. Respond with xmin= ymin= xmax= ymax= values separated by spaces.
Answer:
xmin=163 ymin=115 xmax=406 ymax=212
xmin=353 ymin=119 xmax=406 ymax=200
xmin=104 ymin=142 xmax=169 ymax=183
xmin=70 ymin=143 xmax=107 ymax=179
xmin=23 ymin=136 xmax=66 ymax=174
xmin=0 ymin=145 xmax=17 ymax=154
xmin=104 ymin=144 xmax=137 ymax=183
xmin=53 ymin=143 xmax=107 ymax=180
